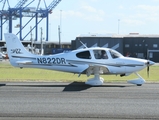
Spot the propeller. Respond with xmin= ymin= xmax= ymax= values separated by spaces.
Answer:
xmin=146 ymin=52 xmax=155 ymax=77
xmin=147 ymin=60 xmax=150 ymax=77
xmin=147 ymin=52 xmax=150 ymax=77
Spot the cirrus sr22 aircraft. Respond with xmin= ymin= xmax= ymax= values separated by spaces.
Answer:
xmin=4 ymin=33 xmax=155 ymax=86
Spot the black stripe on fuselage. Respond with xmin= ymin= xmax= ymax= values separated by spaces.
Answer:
xmin=12 ymin=56 xmax=36 ymax=60
xmin=66 ymin=60 xmax=144 ymax=67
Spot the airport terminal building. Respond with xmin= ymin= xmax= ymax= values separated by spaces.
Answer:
xmin=71 ymin=33 xmax=159 ymax=62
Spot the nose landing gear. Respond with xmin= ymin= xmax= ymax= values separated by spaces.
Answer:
xmin=127 ymin=72 xmax=145 ymax=86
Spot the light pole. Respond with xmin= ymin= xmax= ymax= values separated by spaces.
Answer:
xmin=40 ymin=27 xmax=43 ymax=55
xmin=30 ymin=26 xmax=34 ymax=53
xmin=58 ymin=10 xmax=62 ymax=49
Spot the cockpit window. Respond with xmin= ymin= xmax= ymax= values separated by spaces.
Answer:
xmin=76 ymin=51 xmax=91 ymax=59
xmin=93 ymin=50 xmax=108 ymax=59
xmin=109 ymin=50 xmax=123 ymax=59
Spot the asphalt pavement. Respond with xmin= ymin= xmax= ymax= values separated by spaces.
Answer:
xmin=0 ymin=82 xmax=159 ymax=120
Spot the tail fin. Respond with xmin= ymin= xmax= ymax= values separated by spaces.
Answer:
xmin=4 ymin=33 xmax=34 ymax=67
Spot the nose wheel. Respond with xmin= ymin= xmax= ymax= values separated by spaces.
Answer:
xmin=127 ymin=72 xmax=145 ymax=86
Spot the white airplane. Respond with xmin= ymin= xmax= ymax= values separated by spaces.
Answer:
xmin=4 ymin=33 xmax=155 ymax=86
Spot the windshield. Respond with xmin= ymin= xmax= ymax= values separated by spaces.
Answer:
xmin=109 ymin=50 xmax=123 ymax=59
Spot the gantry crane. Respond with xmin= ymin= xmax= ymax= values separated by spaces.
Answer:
xmin=0 ymin=0 xmax=29 ymax=40
xmin=0 ymin=0 xmax=10 ymax=40
xmin=0 ymin=0 xmax=62 ymax=41
xmin=20 ymin=0 xmax=62 ymax=41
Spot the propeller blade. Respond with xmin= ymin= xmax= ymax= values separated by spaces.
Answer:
xmin=147 ymin=66 xmax=149 ymax=77
xmin=147 ymin=52 xmax=150 ymax=77
xmin=147 ymin=61 xmax=150 ymax=78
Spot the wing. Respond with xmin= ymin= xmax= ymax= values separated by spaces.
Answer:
xmin=67 ymin=60 xmax=110 ymax=77
xmin=85 ymin=65 xmax=110 ymax=77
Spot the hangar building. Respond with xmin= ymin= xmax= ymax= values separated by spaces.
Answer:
xmin=0 ymin=41 xmax=71 ymax=55
xmin=71 ymin=33 xmax=159 ymax=62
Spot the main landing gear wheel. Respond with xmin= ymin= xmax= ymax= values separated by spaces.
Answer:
xmin=85 ymin=67 xmax=104 ymax=86
xmin=85 ymin=74 xmax=104 ymax=86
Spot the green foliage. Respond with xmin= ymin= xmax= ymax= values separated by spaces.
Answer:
xmin=0 ymin=62 xmax=158 ymax=82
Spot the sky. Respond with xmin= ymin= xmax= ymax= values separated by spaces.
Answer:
xmin=1 ymin=0 xmax=159 ymax=42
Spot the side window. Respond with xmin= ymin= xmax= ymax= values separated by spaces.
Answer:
xmin=76 ymin=51 xmax=91 ymax=59
xmin=93 ymin=50 xmax=108 ymax=59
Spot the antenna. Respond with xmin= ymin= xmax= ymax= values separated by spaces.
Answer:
xmin=79 ymin=41 xmax=88 ymax=48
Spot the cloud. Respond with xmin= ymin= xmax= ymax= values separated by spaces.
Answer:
xmin=152 ymin=0 xmax=159 ymax=2
xmin=136 ymin=5 xmax=159 ymax=22
xmin=63 ymin=10 xmax=84 ymax=18
xmin=137 ymin=5 xmax=159 ymax=12
xmin=81 ymin=5 xmax=105 ymax=21
xmin=81 ymin=5 xmax=105 ymax=15
xmin=50 ymin=4 xmax=105 ymax=22
xmin=50 ymin=10 xmax=84 ymax=21
xmin=118 ymin=5 xmax=124 ymax=9
xmin=82 ymin=5 xmax=97 ymax=13
xmin=117 ymin=4 xmax=159 ymax=25
xmin=122 ymin=19 xmax=145 ymax=26
xmin=84 ymin=14 xmax=104 ymax=21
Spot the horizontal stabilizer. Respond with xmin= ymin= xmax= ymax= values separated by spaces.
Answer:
xmin=16 ymin=61 xmax=33 ymax=64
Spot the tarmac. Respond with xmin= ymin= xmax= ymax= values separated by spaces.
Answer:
xmin=0 ymin=82 xmax=159 ymax=120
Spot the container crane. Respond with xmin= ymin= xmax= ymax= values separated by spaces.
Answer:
xmin=1 ymin=0 xmax=62 ymax=41
xmin=20 ymin=0 xmax=62 ymax=41
xmin=0 ymin=0 xmax=10 ymax=40
xmin=0 ymin=0 xmax=28 ymax=40
xmin=8 ymin=0 xmax=34 ymax=40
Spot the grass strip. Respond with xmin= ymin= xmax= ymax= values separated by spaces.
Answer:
xmin=0 ymin=61 xmax=158 ymax=82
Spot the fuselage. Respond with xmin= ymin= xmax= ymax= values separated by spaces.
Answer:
xmin=12 ymin=47 xmax=152 ymax=75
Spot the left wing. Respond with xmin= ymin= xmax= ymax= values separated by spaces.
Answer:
xmin=85 ymin=65 xmax=109 ymax=77
xmin=67 ymin=60 xmax=110 ymax=76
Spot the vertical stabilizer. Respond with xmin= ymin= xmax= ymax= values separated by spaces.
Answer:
xmin=4 ymin=33 xmax=33 ymax=66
